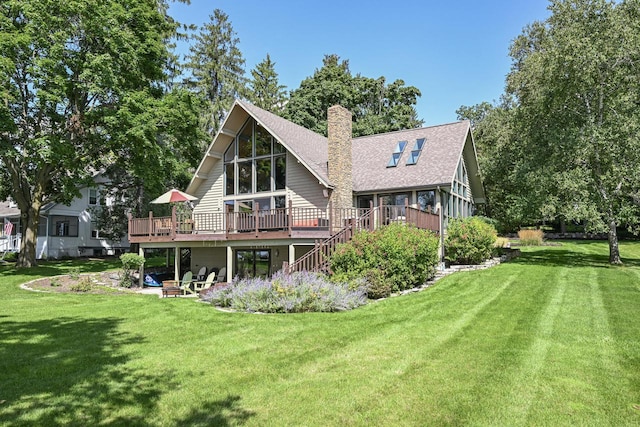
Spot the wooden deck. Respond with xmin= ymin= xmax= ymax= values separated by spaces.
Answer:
xmin=128 ymin=202 xmax=440 ymax=244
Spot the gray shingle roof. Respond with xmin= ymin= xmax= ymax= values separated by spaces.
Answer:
xmin=193 ymin=101 xmax=479 ymax=199
xmin=0 ymin=201 xmax=19 ymax=218
xmin=351 ymin=121 xmax=471 ymax=192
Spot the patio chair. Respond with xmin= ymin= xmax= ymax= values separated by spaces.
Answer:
xmin=195 ymin=266 xmax=207 ymax=281
xmin=216 ymin=267 xmax=226 ymax=283
xmin=195 ymin=272 xmax=216 ymax=292
xmin=179 ymin=271 xmax=195 ymax=295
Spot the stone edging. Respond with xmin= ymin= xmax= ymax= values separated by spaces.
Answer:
xmin=389 ymin=249 xmax=522 ymax=298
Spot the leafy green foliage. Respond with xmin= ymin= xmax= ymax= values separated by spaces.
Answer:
xmin=503 ymin=0 xmax=640 ymax=263
xmin=119 ymin=253 xmax=145 ymax=288
xmin=445 ymin=217 xmax=497 ymax=265
xmin=70 ymin=277 xmax=93 ymax=292
xmin=284 ymin=54 xmax=423 ymax=137
xmin=330 ymin=223 xmax=440 ymax=297
xmin=0 ymin=0 xmax=200 ymax=266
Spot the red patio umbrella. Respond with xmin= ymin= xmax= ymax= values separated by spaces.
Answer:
xmin=150 ymin=189 xmax=198 ymax=204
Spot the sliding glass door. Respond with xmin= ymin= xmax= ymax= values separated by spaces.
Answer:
xmin=236 ymin=249 xmax=271 ymax=278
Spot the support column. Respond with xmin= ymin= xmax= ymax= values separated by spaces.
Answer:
xmin=288 ymin=244 xmax=295 ymax=266
xmin=138 ymin=246 xmax=145 ymax=288
xmin=226 ymin=246 xmax=233 ymax=283
xmin=174 ymin=246 xmax=180 ymax=281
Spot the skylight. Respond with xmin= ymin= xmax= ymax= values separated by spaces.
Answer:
xmin=406 ymin=138 xmax=425 ymax=165
xmin=387 ymin=140 xmax=407 ymax=167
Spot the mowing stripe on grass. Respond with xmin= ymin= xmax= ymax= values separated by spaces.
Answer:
xmin=490 ymin=268 xmax=567 ymax=425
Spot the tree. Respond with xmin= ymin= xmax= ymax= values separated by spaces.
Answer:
xmin=505 ymin=0 xmax=640 ymax=263
xmin=0 ymin=0 xmax=195 ymax=267
xmin=248 ymin=54 xmax=287 ymax=114
xmin=184 ymin=9 xmax=246 ymax=139
xmin=92 ymin=88 xmax=204 ymax=243
xmin=284 ymin=54 xmax=423 ymax=137
xmin=457 ymin=99 xmax=543 ymax=232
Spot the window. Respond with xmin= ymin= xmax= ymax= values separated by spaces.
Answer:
xmin=225 ymin=163 xmax=235 ymax=195
xmin=357 ymin=195 xmax=374 ymax=209
xmin=224 ymin=118 xmax=287 ymax=196
xmin=238 ymin=161 xmax=252 ymax=194
xmin=236 ymin=249 xmax=270 ymax=279
xmin=387 ymin=141 xmax=407 ymax=167
xmin=232 ymin=196 xmax=287 ymax=212
xmin=406 ymin=138 xmax=425 ymax=166
xmin=256 ymin=158 xmax=271 ymax=193
xmin=50 ymin=216 xmax=79 ymax=237
xmin=379 ymin=193 xmax=409 ymax=206
xmin=417 ymin=190 xmax=436 ymax=212
xmin=89 ymin=188 xmax=98 ymax=205
xmin=91 ymin=222 xmax=102 ymax=239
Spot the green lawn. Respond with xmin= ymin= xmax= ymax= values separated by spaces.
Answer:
xmin=1 ymin=242 xmax=639 ymax=426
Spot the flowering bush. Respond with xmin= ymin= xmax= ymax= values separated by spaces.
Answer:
xmin=445 ymin=217 xmax=497 ymax=265
xmin=330 ymin=223 xmax=440 ymax=297
xmin=200 ymin=271 xmax=367 ymax=313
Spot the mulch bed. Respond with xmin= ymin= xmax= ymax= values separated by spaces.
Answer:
xmin=25 ymin=272 xmax=138 ymax=294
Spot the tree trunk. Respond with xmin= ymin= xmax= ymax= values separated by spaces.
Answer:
xmin=608 ymin=219 xmax=622 ymax=265
xmin=17 ymin=205 xmax=41 ymax=267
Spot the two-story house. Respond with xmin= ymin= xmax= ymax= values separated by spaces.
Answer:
xmin=128 ymin=100 xmax=485 ymax=283
xmin=1 ymin=173 xmax=130 ymax=259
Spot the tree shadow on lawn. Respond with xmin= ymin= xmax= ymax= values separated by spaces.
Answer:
xmin=0 ymin=258 xmax=121 ymax=279
xmin=0 ymin=317 xmax=254 ymax=426
xmin=173 ymin=395 xmax=256 ymax=427
xmin=511 ymin=247 xmax=640 ymax=269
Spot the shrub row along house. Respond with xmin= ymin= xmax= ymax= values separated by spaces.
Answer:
xmin=128 ymin=100 xmax=485 ymax=283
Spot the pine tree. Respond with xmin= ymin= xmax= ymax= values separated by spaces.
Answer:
xmin=248 ymin=54 xmax=288 ymax=113
xmin=184 ymin=9 xmax=246 ymax=137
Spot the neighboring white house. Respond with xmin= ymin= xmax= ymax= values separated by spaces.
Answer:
xmin=0 ymin=174 xmax=130 ymax=259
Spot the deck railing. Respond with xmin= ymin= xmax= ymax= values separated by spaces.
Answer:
xmin=285 ymin=208 xmax=376 ymax=274
xmin=128 ymin=200 xmax=440 ymax=242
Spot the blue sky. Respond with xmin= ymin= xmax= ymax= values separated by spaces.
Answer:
xmin=169 ymin=1 xmax=551 ymax=127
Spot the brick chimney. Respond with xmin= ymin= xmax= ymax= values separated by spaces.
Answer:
xmin=327 ymin=105 xmax=353 ymax=210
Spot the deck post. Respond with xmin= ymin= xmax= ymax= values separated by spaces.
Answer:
xmin=405 ymin=198 xmax=410 ymax=226
xmin=171 ymin=204 xmax=177 ymax=240
xmin=138 ymin=246 xmax=145 ymax=288
xmin=148 ymin=211 xmax=153 ymax=240
xmin=287 ymin=200 xmax=293 ymax=236
xmin=328 ymin=200 xmax=333 ymax=234
xmin=254 ymin=201 xmax=259 ymax=237
xmin=369 ymin=200 xmax=374 ymax=231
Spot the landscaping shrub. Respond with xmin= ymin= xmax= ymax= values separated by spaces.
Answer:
xmin=494 ymin=237 xmax=510 ymax=248
xmin=329 ymin=223 xmax=440 ymax=297
xmin=70 ymin=277 xmax=93 ymax=292
xmin=445 ymin=217 xmax=497 ymax=265
xmin=518 ymin=229 xmax=544 ymax=246
xmin=119 ymin=253 xmax=145 ymax=288
xmin=200 ymin=271 xmax=367 ymax=313
xmin=3 ymin=252 xmax=17 ymax=262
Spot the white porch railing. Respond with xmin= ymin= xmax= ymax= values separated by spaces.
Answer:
xmin=0 ymin=233 xmax=20 ymax=253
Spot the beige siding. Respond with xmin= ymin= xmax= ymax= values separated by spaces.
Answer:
xmin=191 ymin=247 xmax=227 ymax=274
xmin=287 ymin=153 xmax=328 ymax=210
xmin=193 ymin=160 xmax=224 ymax=215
